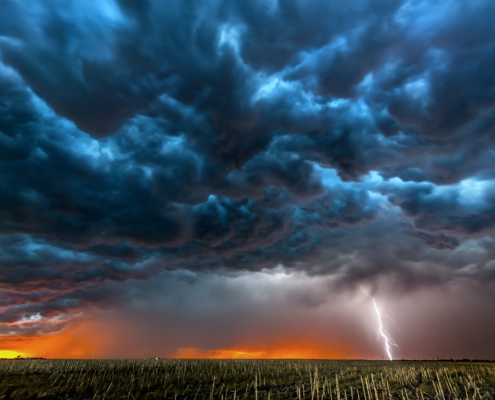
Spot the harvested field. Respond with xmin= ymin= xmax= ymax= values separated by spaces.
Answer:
xmin=0 ymin=359 xmax=493 ymax=400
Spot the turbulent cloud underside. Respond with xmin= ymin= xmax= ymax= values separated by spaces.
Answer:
xmin=1 ymin=0 xmax=495 ymax=347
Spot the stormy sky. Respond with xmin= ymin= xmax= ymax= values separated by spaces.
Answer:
xmin=1 ymin=0 xmax=495 ymax=359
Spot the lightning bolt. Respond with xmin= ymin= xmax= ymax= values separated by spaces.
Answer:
xmin=360 ymin=287 xmax=399 ymax=361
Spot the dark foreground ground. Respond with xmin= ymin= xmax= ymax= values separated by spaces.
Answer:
xmin=0 ymin=359 xmax=493 ymax=400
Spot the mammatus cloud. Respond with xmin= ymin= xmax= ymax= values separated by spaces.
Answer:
xmin=1 ymin=0 xmax=495 ymax=354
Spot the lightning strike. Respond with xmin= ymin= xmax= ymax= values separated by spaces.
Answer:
xmin=360 ymin=287 xmax=399 ymax=361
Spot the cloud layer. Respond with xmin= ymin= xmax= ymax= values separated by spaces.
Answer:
xmin=1 ymin=0 xmax=495 ymax=356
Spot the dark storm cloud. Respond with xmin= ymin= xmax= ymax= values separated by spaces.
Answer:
xmin=382 ymin=178 xmax=495 ymax=241
xmin=1 ymin=0 xmax=495 ymax=337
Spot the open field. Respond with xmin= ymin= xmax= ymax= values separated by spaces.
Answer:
xmin=0 ymin=359 xmax=493 ymax=400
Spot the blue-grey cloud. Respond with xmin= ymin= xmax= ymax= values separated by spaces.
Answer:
xmin=1 ymin=0 xmax=495 ymax=339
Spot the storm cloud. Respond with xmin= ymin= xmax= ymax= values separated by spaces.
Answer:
xmin=1 ymin=0 xmax=495 ymax=357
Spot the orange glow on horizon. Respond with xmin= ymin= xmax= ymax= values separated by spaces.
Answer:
xmin=174 ymin=341 xmax=352 ymax=360
xmin=1 ymin=333 xmax=352 ymax=359
xmin=1 ymin=319 xmax=354 ymax=360
xmin=0 ymin=329 xmax=97 ymax=359
xmin=0 ymin=350 xmax=28 ymax=359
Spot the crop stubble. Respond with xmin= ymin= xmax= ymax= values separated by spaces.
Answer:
xmin=0 ymin=359 xmax=493 ymax=400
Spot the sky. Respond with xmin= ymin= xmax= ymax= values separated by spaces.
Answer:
xmin=1 ymin=0 xmax=495 ymax=360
